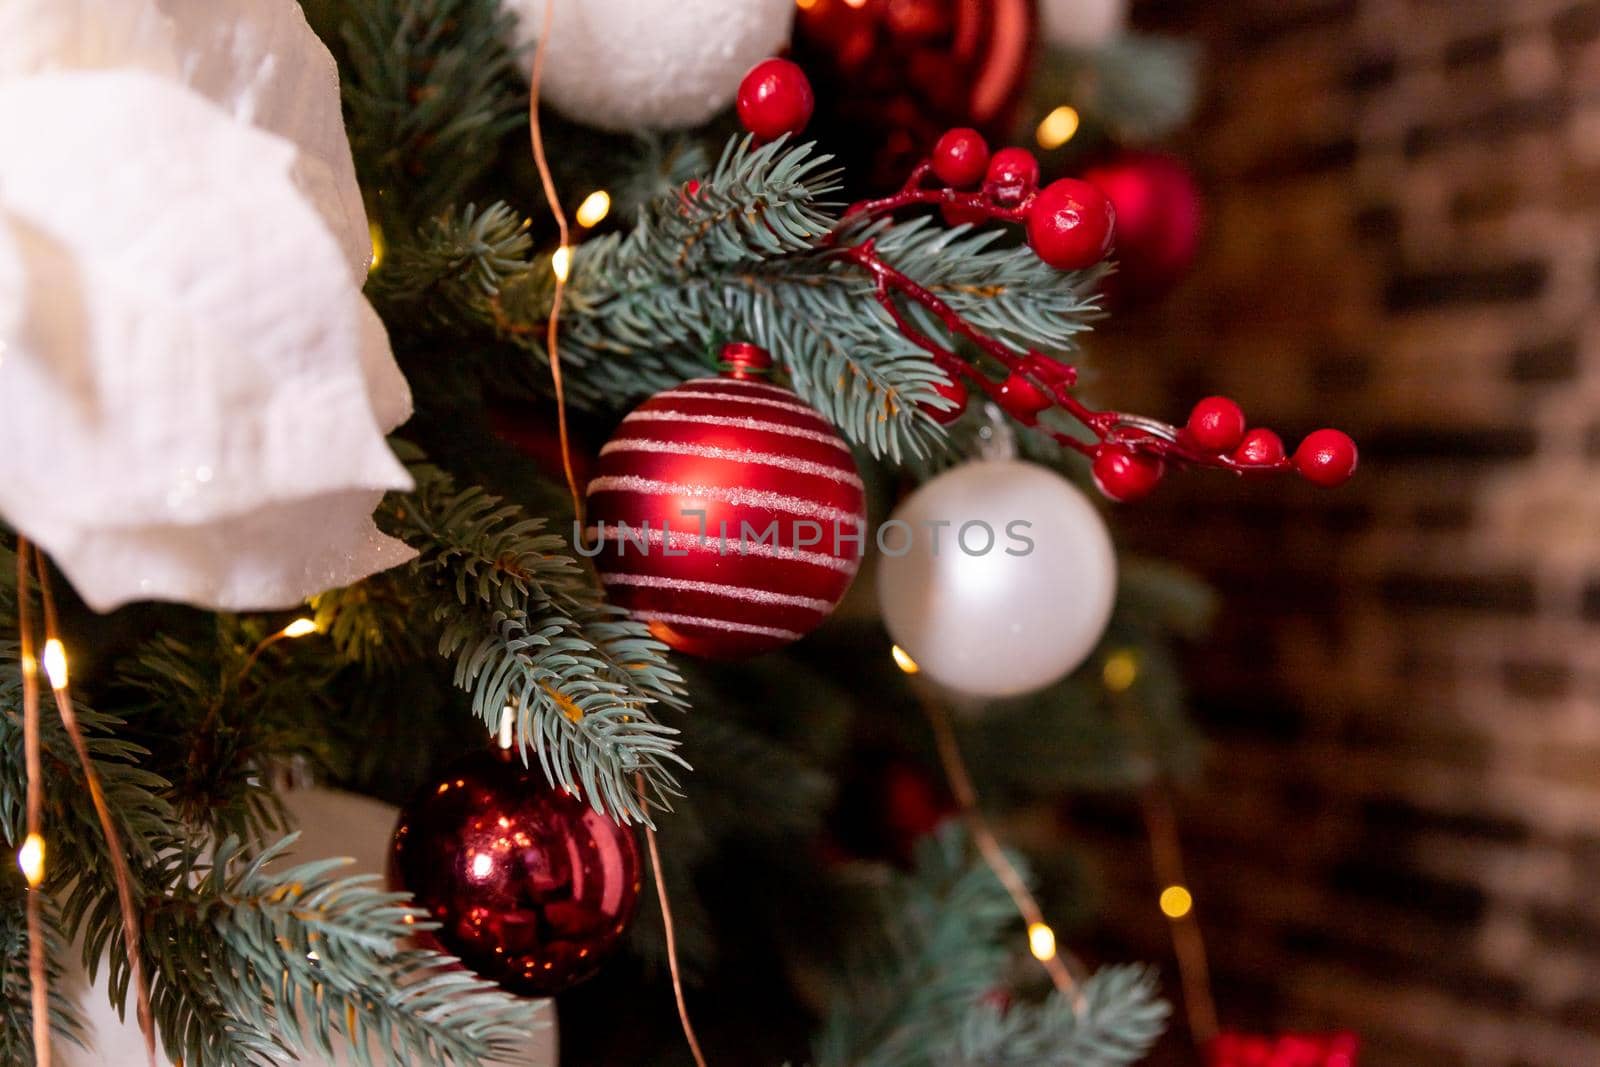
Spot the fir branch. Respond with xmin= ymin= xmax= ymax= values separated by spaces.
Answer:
xmin=950 ymin=967 xmax=1169 ymax=1067
xmin=335 ymin=0 xmax=526 ymax=223
xmin=367 ymin=201 xmax=534 ymax=324
xmin=0 ymin=879 xmax=86 ymax=1067
xmin=381 ymin=459 xmax=689 ymax=825
xmin=815 ymin=825 xmax=1166 ymax=1067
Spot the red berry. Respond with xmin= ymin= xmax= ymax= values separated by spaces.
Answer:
xmin=1293 ymin=428 xmax=1359 ymax=487
xmin=1185 ymin=396 xmax=1247 ymax=452
xmin=997 ymin=372 xmax=1051 ymax=419
xmin=984 ymin=147 xmax=1039 ymax=204
xmin=1092 ymin=446 xmax=1165 ymax=502
xmin=924 ymin=372 xmax=969 ymax=424
xmin=1026 ymin=179 xmax=1115 ymax=271
xmin=1232 ymin=427 xmax=1285 ymax=467
xmin=737 ymin=58 xmax=814 ymax=141
xmin=930 ymin=128 xmax=991 ymax=188
xmin=940 ymin=200 xmax=990 ymax=227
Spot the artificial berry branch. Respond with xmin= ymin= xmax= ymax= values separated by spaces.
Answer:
xmin=810 ymin=120 xmax=1359 ymax=500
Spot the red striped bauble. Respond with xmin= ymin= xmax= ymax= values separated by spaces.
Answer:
xmin=585 ymin=344 xmax=866 ymax=659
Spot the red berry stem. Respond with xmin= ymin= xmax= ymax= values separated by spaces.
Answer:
xmin=821 ymin=136 xmax=1358 ymax=494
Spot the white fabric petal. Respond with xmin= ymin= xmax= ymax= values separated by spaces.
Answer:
xmin=0 ymin=70 xmax=413 ymax=612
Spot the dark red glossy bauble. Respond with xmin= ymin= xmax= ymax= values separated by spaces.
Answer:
xmin=390 ymin=747 xmax=642 ymax=996
xmin=1083 ymin=151 xmax=1204 ymax=305
xmin=737 ymin=57 xmax=815 ymax=141
xmin=793 ymin=0 xmax=1037 ymax=190
xmin=1292 ymin=428 xmax=1359 ymax=487
xmin=1026 ymin=178 xmax=1116 ymax=271
xmin=585 ymin=344 xmax=867 ymax=659
xmin=1091 ymin=444 xmax=1164 ymax=502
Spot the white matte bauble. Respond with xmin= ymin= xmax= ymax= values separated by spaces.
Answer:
xmin=59 ymin=788 xmax=558 ymax=1067
xmin=504 ymin=0 xmax=794 ymax=131
xmin=876 ymin=460 xmax=1116 ymax=698
xmin=1040 ymin=0 xmax=1128 ymax=48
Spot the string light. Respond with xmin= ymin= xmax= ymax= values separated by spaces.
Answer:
xmin=551 ymin=245 xmax=572 ymax=282
xmin=795 ymin=0 xmax=819 ymax=8
xmin=1036 ymin=105 xmax=1081 ymax=150
xmin=41 ymin=639 xmax=67 ymax=692
xmin=368 ymin=220 xmax=386 ymax=273
xmin=17 ymin=833 xmax=44 ymax=888
xmin=891 ymin=644 xmax=920 ymax=674
xmin=1102 ymin=649 xmax=1138 ymax=693
xmin=1027 ymin=921 xmax=1058 ymax=962
xmin=575 ymin=190 xmax=611 ymax=228
xmin=1160 ymin=884 xmax=1193 ymax=920
xmin=281 ymin=618 xmax=318 ymax=639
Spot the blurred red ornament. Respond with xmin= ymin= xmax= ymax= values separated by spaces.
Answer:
xmin=1205 ymin=1030 xmax=1359 ymax=1067
xmin=1083 ymin=151 xmax=1204 ymax=305
xmin=585 ymin=342 xmax=866 ymax=659
xmin=390 ymin=746 xmax=641 ymax=996
xmin=737 ymin=57 xmax=815 ymax=141
xmin=828 ymin=752 xmax=955 ymax=865
xmin=793 ymin=0 xmax=1037 ymax=190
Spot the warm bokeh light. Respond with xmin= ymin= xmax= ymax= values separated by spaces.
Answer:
xmin=575 ymin=190 xmax=611 ymax=228
xmin=1036 ymin=105 xmax=1081 ymax=150
xmin=891 ymin=644 xmax=920 ymax=674
xmin=369 ymin=220 xmax=385 ymax=273
xmin=1160 ymin=884 xmax=1193 ymax=919
xmin=42 ymin=638 xmax=68 ymax=692
xmin=1102 ymin=649 xmax=1138 ymax=692
xmin=498 ymin=706 xmax=516 ymax=750
xmin=282 ymin=617 xmax=319 ymax=639
xmin=1027 ymin=921 xmax=1057 ymax=962
xmin=552 ymin=245 xmax=572 ymax=281
xmin=17 ymin=833 xmax=44 ymax=888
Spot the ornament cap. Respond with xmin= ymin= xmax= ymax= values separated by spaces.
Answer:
xmin=719 ymin=341 xmax=775 ymax=380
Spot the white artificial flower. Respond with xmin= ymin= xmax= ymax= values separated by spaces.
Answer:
xmin=0 ymin=0 xmax=416 ymax=612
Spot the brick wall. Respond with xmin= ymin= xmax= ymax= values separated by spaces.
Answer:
xmin=1079 ymin=2 xmax=1600 ymax=1063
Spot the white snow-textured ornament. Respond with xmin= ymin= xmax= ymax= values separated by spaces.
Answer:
xmin=0 ymin=0 xmax=415 ymax=613
xmin=876 ymin=459 xmax=1117 ymax=699
xmin=1040 ymin=0 xmax=1129 ymax=48
xmin=504 ymin=0 xmax=794 ymax=131
xmin=58 ymin=787 xmax=559 ymax=1067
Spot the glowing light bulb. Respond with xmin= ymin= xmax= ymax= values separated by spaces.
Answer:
xmin=498 ymin=706 xmax=515 ymax=750
xmin=551 ymin=245 xmax=571 ymax=282
xmin=17 ymin=833 xmax=44 ymax=888
xmin=42 ymin=639 xmax=67 ymax=692
xmin=470 ymin=852 xmax=494 ymax=880
xmin=575 ymin=190 xmax=611 ymax=228
xmin=1036 ymin=106 xmax=1080 ymax=150
xmin=1160 ymin=885 xmax=1193 ymax=919
xmin=891 ymin=645 xmax=920 ymax=674
xmin=368 ymin=220 xmax=386 ymax=273
xmin=1102 ymin=649 xmax=1138 ymax=693
xmin=282 ymin=618 xmax=318 ymax=639
xmin=1028 ymin=921 xmax=1057 ymax=962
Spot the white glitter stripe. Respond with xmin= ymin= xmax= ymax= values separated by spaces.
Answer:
xmin=664 ymin=389 xmax=821 ymax=420
xmin=586 ymin=475 xmax=862 ymax=526
xmin=601 ymin=572 xmax=832 ymax=613
xmin=599 ymin=438 xmax=863 ymax=489
xmin=630 ymin=611 xmax=802 ymax=641
xmin=622 ymin=409 xmax=850 ymax=454
xmin=586 ymin=525 xmax=858 ymax=574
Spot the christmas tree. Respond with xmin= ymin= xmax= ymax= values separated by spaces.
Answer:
xmin=0 ymin=1 xmax=1358 ymax=1065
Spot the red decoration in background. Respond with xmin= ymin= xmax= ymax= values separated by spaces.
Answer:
xmin=793 ymin=0 xmax=1036 ymax=189
xmin=827 ymin=752 xmax=955 ymax=866
xmin=390 ymin=746 xmax=642 ymax=996
xmin=1205 ymin=1031 xmax=1359 ymax=1067
xmin=1083 ymin=151 xmax=1205 ymax=306
xmin=585 ymin=342 xmax=867 ymax=659
xmin=737 ymin=58 xmax=815 ymax=141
